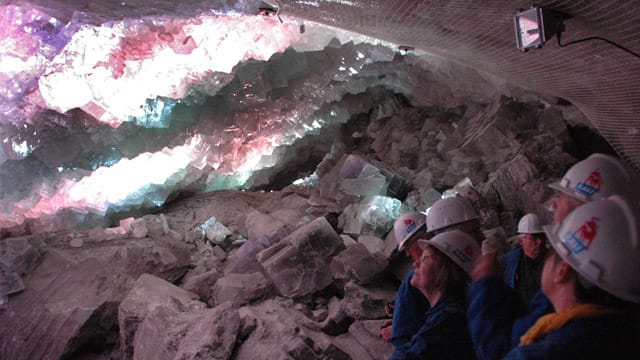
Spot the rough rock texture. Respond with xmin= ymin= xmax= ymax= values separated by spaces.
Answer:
xmin=235 ymin=299 xmax=354 ymax=360
xmin=257 ymin=217 xmax=344 ymax=298
xmin=0 ymin=235 xmax=191 ymax=360
xmin=133 ymin=297 xmax=239 ymax=360
xmin=212 ymin=272 xmax=271 ymax=307
xmin=118 ymin=273 xmax=204 ymax=360
xmin=329 ymin=243 xmax=388 ymax=286
xmin=341 ymin=281 xmax=397 ymax=320
xmin=180 ymin=267 xmax=223 ymax=305
xmin=0 ymin=82 xmax=598 ymax=358
xmin=349 ymin=320 xmax=394 ymax=360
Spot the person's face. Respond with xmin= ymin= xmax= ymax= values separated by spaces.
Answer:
xmin=519 ymin=233 xmax=546 ymax=260
xmin=410 ymin=247 xmax=438 ymax=293
xmin=404 ymin=239 xmax=424 ymax=267
xmin=551 ymin=192 xmax=583 ymax=224
xmin=541 ymin=249 xmax=559 ymax=299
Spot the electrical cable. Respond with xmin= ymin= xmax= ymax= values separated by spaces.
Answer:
xmin=557 ymin=33 xmax=640 ymax=58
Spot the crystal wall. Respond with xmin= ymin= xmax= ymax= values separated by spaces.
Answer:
xmin=1 ymin=3 xmax=436 ymax=233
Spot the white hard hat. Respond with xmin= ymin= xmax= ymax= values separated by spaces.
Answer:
xmin=426 ymin=197 xmax=479 ymax=233
xmin=517 ymin=213 xmax=545 ymax=234
xmin=394 ymin=212 xmax=426 ymax=251
xmin=543 ymin=195 xmax=640 ymax=304
xmin=418 ymin=229 xmax=480 ymax=276
xmin=548 ymin=153 xmax=633 ymax=202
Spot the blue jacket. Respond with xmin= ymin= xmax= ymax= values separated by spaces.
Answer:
xmin=467 ymin=276 xmax=553 ymax=360
xmin=391 ymin=293 xmax=477 ymax=360
xmin=501 ymin=247 xmax=522 ymax=288
xmin=391 ymin=270 xmax=431 ymax=349
xmin=503 ymin=312 xmax=639 ymax=359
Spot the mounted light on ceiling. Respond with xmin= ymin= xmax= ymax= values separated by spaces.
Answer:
xmin=258 ymin=1 xmax=283 ymax=23
xmin=514 ymin=6 xmax=565 ymax=51
xmin=513 ymin=7 xmax=640 ymax=59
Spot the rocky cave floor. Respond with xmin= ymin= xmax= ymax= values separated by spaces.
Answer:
xmin=0 ymin=94 xmax=615 ymax=360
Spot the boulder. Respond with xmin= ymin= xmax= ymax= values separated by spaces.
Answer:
xmin=235 ymin=299 xmax=353 ymax=360
xmin=132 ymin=301 xmax=240 ymax=360
xmin=245 ymin=210 xmax=286 ymax=242
xmin=340 ymin=196 xmax=401 ymax=238
xmin=257 ymin=217 xmax=344 ymax=298
xmin=180 ymin=268 xmax=223 ymax=305
xmin=329 ymin=243 xmax=387 ymax=285
xmin=357 ymin=235 xmax=385 ymax=255
xmin=0 ymin=236 xmax=191 ymax=360
xmin=349 ymin=320 xmax=394 ymax=360
xmin=212 ymin=272 xmax=271 ymax=306
xmin=341 ymin=281 xmax=396 ymax=320
xmin=118 ymin=274 xmax=204 ymax=360
xmin=225 ymin=233 xmax=282 ymax=275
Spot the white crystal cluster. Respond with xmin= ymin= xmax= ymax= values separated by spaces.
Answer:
xmin=0 ymin=4 xmax=415 ymax=232
xmin=37 ymin=14 xmax=302 ymax=126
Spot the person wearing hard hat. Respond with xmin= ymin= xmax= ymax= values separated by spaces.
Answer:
xmin=426 ymin=196 xmax=506 ymax=255
xmin=548 ymin=153 xmax=636 ymax=223
xmin=467 ymin=153 xmax=637 ymax=360
xmin=379 ymin=212 xmax=431 ymax=348
xmin=500 ymin=214 xmax=548 ymax=308
xmin=384 ymin=197 xmax=492 ymax=352
xmin=390 ymin=230 xmax=480 ymax=360
xmin=503 ymin=196 xmax=640 ymax=359
xmin=379 ymin=197 xmax=496 ymax=349
xmin=426 ymin=197 xmax=483 ymax=240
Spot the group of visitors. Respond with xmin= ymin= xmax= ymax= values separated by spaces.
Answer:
xmin=379 ymin=153 xmax=640 ymax=359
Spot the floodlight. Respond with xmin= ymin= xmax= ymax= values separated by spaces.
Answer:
xmin=514 ymin=6 xmax=565 ymax=51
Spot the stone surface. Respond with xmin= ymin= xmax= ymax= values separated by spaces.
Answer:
xmin=357 ymin=235 xmax=385 ymax=255
xmin=257 ymin=217 xmax=344 ymax=298
xmin=118 ymin=274 xmax=204 ymax=360
xmin=245 ymin=210 xmax=287 ymax=242
xmin=235 ymin=299 xmax=354 ymax=360
xmin=0 ymin=236 xmax=191 ymax=360
xmin=212 ymin=272 xmax=271 ymax=306
xmin=341 ymin=281 xmax=397 ymax=320
xmin=340 ymin=196 xmax=401 ymax=238
xmin=132 ymin=301 xmax=240 ymax=360
xmin=0 ymin=263 xmax=24 ymax=297
xmin=200 ymin=216 xmax=233 ymax=245
xmin=225 ymin=233 xmax=282 ymax=275
xmin=482 ymin=154 xmax=554 ymax=225
xmin=180 ymin=268 xmax=223 ymax=305
xmin=349 ymin=320 xmax=394 ymax=360
xmin=330 ymin=243 xmax=387 ymax=285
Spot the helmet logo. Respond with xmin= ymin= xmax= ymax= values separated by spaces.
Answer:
xmin=452 ymin=245 xmax=473 ymax=263
xmin=404 ymin=219 xmax=417 ymax=234
xmin=575 ymin=170 xmax=601 ymax=196
xmin=563 ymin=217 xmax=598 ymax=254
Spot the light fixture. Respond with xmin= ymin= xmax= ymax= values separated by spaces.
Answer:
xmin=398 ymin=45 xmax=414 ymax=54
xmin=258 ymin=1 xmax=283 ymax=23
xmin=514 ymin=6 xmax=565 ymax=52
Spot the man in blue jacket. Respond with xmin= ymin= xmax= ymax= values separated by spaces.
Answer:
xmin=467 ymin=153 xmax=637 ymax=360
xmin=504 ymin=196 xmax=640 ymax=359
xmin=500 ymin=213 xmax=547 ymax=309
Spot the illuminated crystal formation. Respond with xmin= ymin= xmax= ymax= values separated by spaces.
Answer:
xmin=0 ymin=3 xmax=408 ymax=232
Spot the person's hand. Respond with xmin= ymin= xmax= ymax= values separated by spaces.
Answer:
xmin=384 ymin=303 xmax=394 ymax=317
xmin=471 ymin=252 xmax=500 ymax=281
xmin=379 ymin=320 xmax=393 ymax=342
